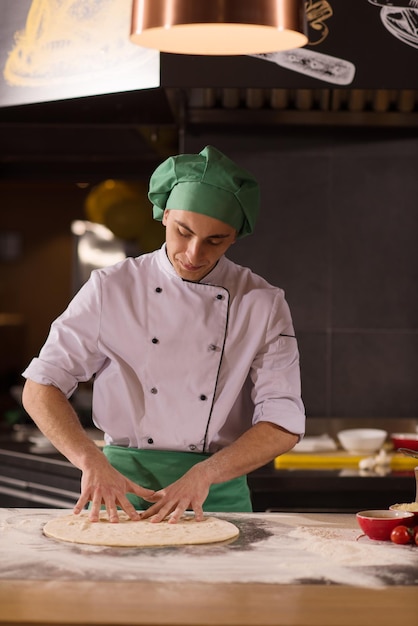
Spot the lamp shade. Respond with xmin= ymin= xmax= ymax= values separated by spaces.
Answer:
xmin=130 ymin=0 xmax=308 ymax=55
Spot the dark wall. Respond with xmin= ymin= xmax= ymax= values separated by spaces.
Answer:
xmin=0 ymin=126 xmax=417 ymax=424
xmin=184 ymin=127 xmax=418 ymax=420
xmin=0 ymin=183 xmax=86 ymax=407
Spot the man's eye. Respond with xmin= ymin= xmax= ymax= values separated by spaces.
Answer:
xmin=178 ymin=229 xmax=190 ymax=238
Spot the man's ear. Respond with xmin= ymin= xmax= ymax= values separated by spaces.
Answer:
xmin=162 ymin=209 xmax=169 ymax=226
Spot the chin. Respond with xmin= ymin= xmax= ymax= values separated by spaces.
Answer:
xmin=176 ymin=263 xmax=209 ymax=282
xmin=180 ymin=271 xmax=204 ymax=282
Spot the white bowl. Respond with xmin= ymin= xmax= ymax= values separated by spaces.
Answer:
xmin=337 ymin=428 xmax=387 ymax=455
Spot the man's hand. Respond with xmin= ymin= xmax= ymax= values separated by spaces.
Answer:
xmin=138 ymin=463 xmax=212 ymax=524
xmin=74 ymin=459 xmax=156 ymax=523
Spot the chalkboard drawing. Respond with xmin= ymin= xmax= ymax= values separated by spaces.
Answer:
xmin=368 ymin=1 xmax=418 ymax=7
xmin=3 ymin=0 xmax=156 ymax=87
xmin=367 ymin=1 xmax=418 ymax=49
xmin=306 ymin=0 xmax=333 ymax=46
xmin=250 ymin=2 xmax=355 ymax=86
xmin=252 ymin=49 xmax=356 ymax=86
xmin=380 ymin=8 xmax=418 ymax=47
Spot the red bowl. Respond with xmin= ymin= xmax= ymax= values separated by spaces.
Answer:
xmin=390 ymin=433 xmax=418 ymax=452
xmin=356 ymin=509 xmax=415 ymax=541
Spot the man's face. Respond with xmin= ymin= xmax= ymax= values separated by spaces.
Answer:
xmin=162 ymin=209 xmax=237 ymax=282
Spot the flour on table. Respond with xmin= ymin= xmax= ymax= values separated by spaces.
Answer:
xmin=288 ymin=525 xmax=417 ymax=567
xmin=43 ymin=512 xmax=239 ymax=547
xmin=2 ymin=510 xmax=416 ymax=589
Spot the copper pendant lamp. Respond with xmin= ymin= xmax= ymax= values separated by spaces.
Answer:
xmin=130 ymin=0 xmax=308 ymax=55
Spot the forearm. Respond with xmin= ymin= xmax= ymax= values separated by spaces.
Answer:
xmin=200 ymin=421 xmax=298 ymax=485
xmin=21 ymin=379 xmax=104 ymax=472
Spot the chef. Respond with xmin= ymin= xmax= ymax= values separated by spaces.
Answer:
xmin=21 ymin=145 xmax=305 ymax=524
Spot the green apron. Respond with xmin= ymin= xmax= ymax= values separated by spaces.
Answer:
xmin=103 ymin=445 xmax=252 ymax=512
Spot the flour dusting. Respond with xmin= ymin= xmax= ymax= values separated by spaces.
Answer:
xmin=288 ymin=525 xmax=417 ymax=567
xmin=1 ymin=509 xmax=417 ymax=589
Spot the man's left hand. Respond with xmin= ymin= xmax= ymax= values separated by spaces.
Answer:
xmin=138 ymin=463 xmax=212 ymax=523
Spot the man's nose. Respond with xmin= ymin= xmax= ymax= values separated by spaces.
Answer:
xmin=187 ymin=239 xmax=203 ymax=262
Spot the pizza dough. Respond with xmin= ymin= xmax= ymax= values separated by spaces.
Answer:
xmin=43 ymin=512 xmax=239 ymax=547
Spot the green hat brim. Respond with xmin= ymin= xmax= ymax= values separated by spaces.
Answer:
xmin=153 ymin=181 xmax=246 ymax=234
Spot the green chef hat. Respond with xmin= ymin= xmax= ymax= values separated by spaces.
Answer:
xmin=148 ymin=145 xmax=260 ymax=238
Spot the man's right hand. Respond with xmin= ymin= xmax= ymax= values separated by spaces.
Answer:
xmin=74 ymin=459 xmax=155 ymax=523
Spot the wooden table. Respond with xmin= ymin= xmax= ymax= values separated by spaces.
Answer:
xmin=1 ymin=509 xmax=417 ymax=626
xmin=2 ymin=580 xmax=417 ymax=626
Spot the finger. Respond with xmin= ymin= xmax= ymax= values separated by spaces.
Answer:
xmin=73 ymin=494 xmax=89 ymax=515
xmin=167 ymin=504 xmax=187 ymax=524
xmin=139 ymin=501 xmax=171 ymax=522
xmin=137 ymin=489 xmax=166 ymax=517
xmin=116 ymin=496 xmax=141 ymax=521
xmin=139 ymin=491 xmax=160 ymax=503
xmin=155 ymin=498 xmax=190 ymax=524
xmin=138 ymin=503 xmax=161 ymax=520
xmin=131 ymin=484 xmax=157 ymax=501
xmin=88 ymin=503 xmax=101 ymax=522
xmin=150 ymin=508 xmax=173 ymax=523
xmin=192 ymin=504 xmax=205 ymax=522
xmin=105 ymin=502 xmax=120 ymax=524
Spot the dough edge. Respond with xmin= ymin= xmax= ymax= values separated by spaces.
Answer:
xmin=43 ymin=512 xmax=240 ymax=547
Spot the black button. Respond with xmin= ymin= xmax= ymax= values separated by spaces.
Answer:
xmin=209 ymin=344 xmax=217 ymax=351
xmin=148 ymin=438 xmax=154 ymax=444
xmin=155 ymin=287 xmax=162 ymax=293
xmin=189 ymin=444 xmax=197 ymax=451
xmin=151 ymin=387 xmax=158 ymax=394
xmin=199 ymin=394 xmax=207 ymax=401
xmin=216 ymin=294 xmax=223 ymax=300
xmin=151 ymin=337 xmax=159 ymax=344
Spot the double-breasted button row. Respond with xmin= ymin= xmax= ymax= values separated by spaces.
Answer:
xmin=155 ymin=286 xmax=225 ymax=300
xmin=141 ymin=444 xmax=198 ymax=452
xmin=146 ymin=438 xmax=198 ymax=451
xmin=152 ymin=337 xmax=218 ymax=351
xmin=148 ymin=387 xmax=209 ymax=402
xmin=148 ymin=285 xmax=224 ymax=424
xmin=156 ymin=286 xmax=224 ymax=300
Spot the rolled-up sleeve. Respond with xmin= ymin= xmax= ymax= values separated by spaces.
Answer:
xmin=250 ymin=292 xmax=305 ymax=437
xmin=22 ymin=272 xmax=106 ymax=398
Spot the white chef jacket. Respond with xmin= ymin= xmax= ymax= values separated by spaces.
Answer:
xmin=22 ymin=245 xmax=305 ymax=453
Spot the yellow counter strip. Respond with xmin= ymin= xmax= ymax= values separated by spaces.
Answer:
xmin=274 ymin=452 xmax=418 ymax=470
